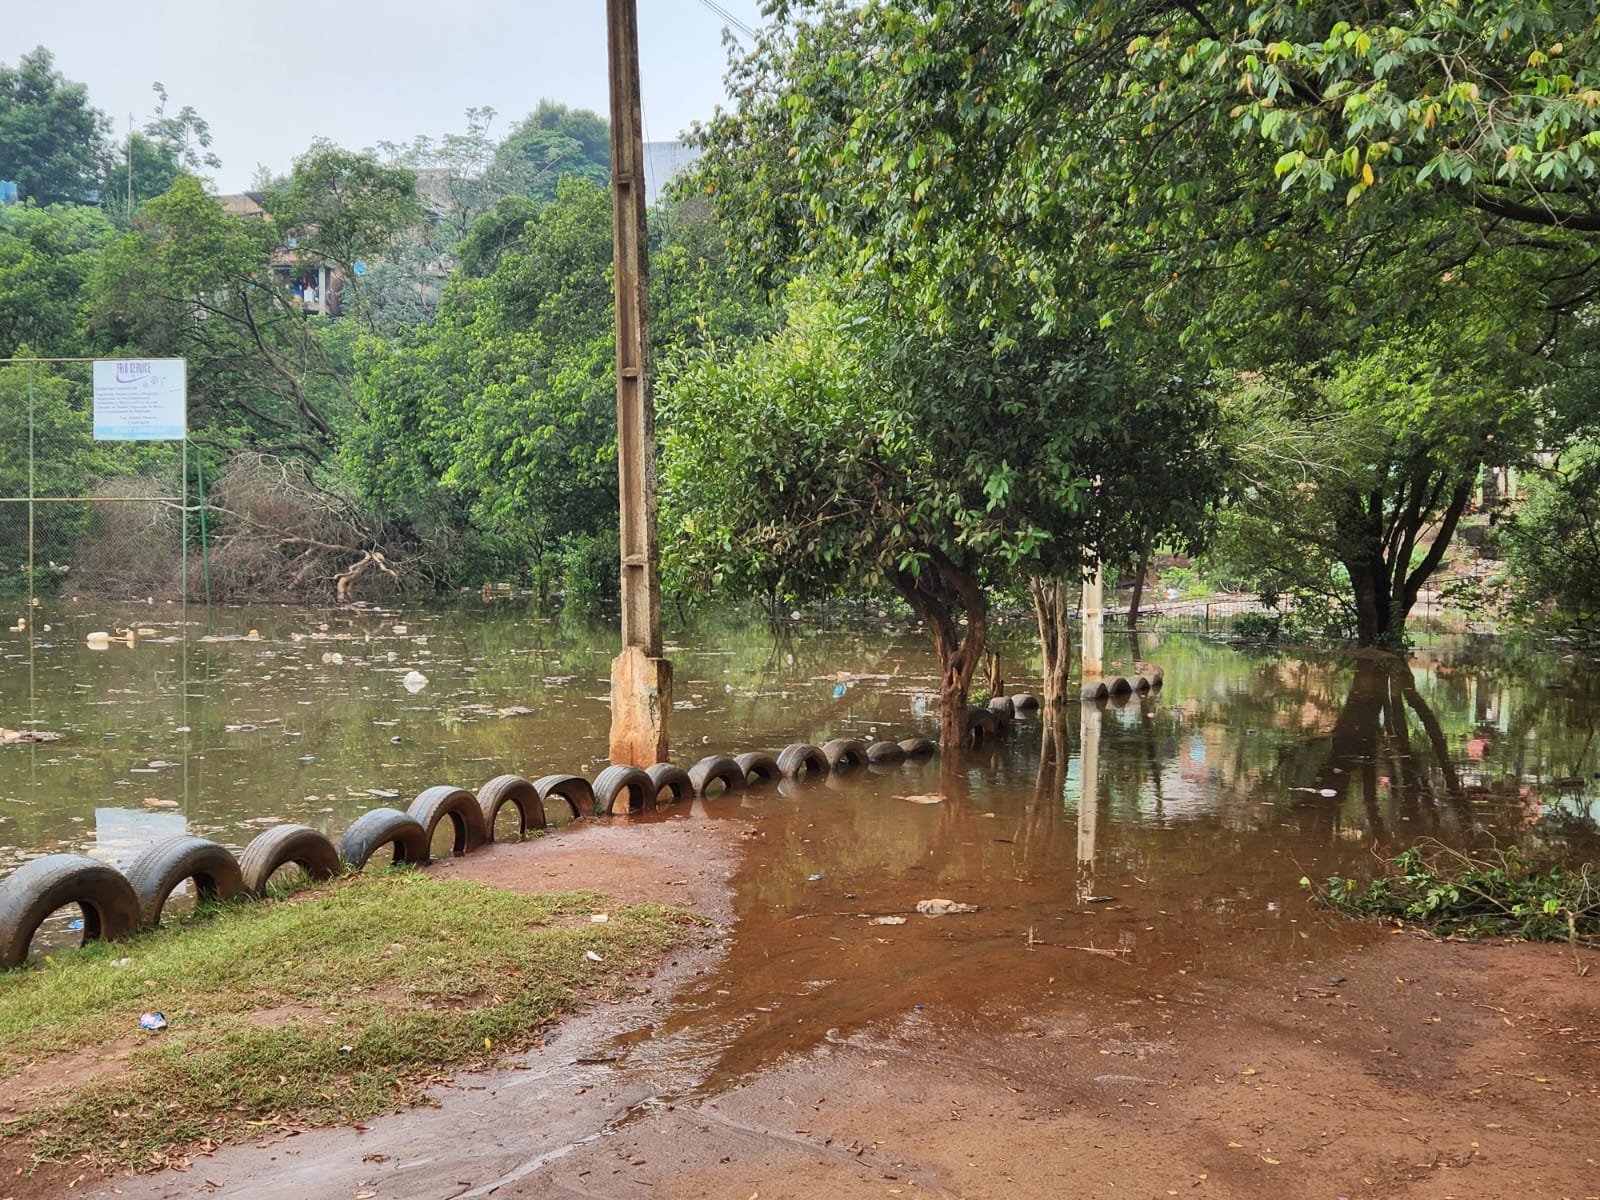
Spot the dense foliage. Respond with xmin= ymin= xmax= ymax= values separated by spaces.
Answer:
xmin=661 ymin=275 xmax=1222 ymax=740
xmin=1312 ymin=843 xmax=1599 ymax=946
xmin=688 ymin=0 xmax=1600 ymax=647
xmin=7 ymin=13 xmax=1600 ymax=639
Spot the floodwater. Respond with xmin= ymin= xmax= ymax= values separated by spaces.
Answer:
xmin=2 ymin=601 xmax=1598 ymax=957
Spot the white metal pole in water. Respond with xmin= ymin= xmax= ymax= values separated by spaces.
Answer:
xmin=1081 ymin=563 xmax=1104 ymax=679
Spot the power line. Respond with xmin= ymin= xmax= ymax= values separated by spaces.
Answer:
xmin=696 ymin=0 xmax=757 ymax=42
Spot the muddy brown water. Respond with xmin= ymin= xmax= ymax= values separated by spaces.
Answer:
xmin=4 ymin=604 xmax=1599 ymax=1197
xmin=1 ymin=603 xmax=1597 ymax=941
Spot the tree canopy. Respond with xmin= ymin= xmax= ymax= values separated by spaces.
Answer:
xmin=687 ymin=0 xmax=1600 ymax=648
xmin=0 ymin=47 xmax=108 ymax=206
xmin=660 ymin=276 xmax=1222 ymax=741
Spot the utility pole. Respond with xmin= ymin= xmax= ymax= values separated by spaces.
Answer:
xmin=606 ymin=0 xmax=672 ymax=766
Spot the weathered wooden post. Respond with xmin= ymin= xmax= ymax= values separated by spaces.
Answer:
xmin=606 ymin=0 xmax=671 ymax=766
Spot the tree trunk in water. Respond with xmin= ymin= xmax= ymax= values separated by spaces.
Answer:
xmin=891 ymin=552 xmax=988 ymax=751
xmin=1346 ymin=476 xmax=1474 ymax=648
xmin=1028 ymin=576 xmax=1074 ymax=715
xmin=985 ymin=651 xmax=1003 ymax=700
xmin=1127 ymin=544 xmax=1151 ymax=630
xmin=1347 ymin=558 xmax=1391 ymax=647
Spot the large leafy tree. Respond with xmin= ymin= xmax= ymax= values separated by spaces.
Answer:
xmin=695 ymin=0 xmax=1600 ymax=647
xmin=348 ymin=179 xmax=764 ymax=591
xmin=492 ymin=101 xmax=612 ymax=202
xmin=0 ymin=47 xmax=108 ymax=206
xmin=91 ymin=174 xmax=353 ymax=461
xmin=732 ymin=0 xmax=1600 ymax=323
xmin=0 ymin=202 xmax=113 ymax=358
xmin=268 ymin=141 xmax=421 ymax=322
xmin=660 ymin=279 xmax=1220 ymax=743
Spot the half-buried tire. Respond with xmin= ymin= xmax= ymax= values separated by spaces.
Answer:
xmin=966 ymin=709 xmax=1000 ymax=743
xmin=777 ymin=743 xmax=829 ymax=781
xmin=0 ymin=854 xmax=141 ymax=969
xmin=646 ymin=763 xmax=693 ymax=807
xmin=688 ymin=755 xmax=745 ymax=796
xmin=734 ymin=751 xmax=782 ymax=786
xmin=408 ymin=786 xmax=487 ymax=857
xmin=821 ymin=738 xmax=869 ymax=770
xmin=337 ymin=808 xmax=430 ymax=871
xmin=535 ymin=774 xmax=595 ymax=821
xmin=594 ymin=765 xmax=653 ymax=815
xmin=478 ymin=775 xmax=545 ymax=840
xmin=239 ymin=825 xmax=341 ymax=897
xmin=898 ymin=737 xmax=937 ymax=759
xmin=124 ymin=836 xmax=244 ymax=928
xmin=866 ymin=740 xmax=906 ymax=765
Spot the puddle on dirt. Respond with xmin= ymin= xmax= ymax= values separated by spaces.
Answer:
xmin=581 ymin=636 xmax=1600 ymax=1097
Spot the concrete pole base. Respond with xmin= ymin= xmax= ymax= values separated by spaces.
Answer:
xmin=609 ymin=645 xmax=672 ymax=766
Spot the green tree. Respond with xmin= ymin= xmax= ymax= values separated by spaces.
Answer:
xmin=269 ymin=140 xmax=421 ymax=320
xmin=91 ymin=175 xmax=350 ymax=462
xmin=105 ymin=82 xmax=224 ymax=220
xmin=492 ymin=101 xmax=611 ymax=202
xmin=660 ymin=279 xmax=1220 ymax=744
xmin=1498 ymin=445 xmax=1600 ymax=636
xmin=0 ymin=202 xmax=113 ymax=357
xmin=695 ymin=0 xmax=1600 ymax=648
xmin=0 ymin=47 xmax=109 ymax=206
xmin=349 ymin=177 xmax=622 ymax=590
xmin=349 ymin=177 xmax=771 ymax=595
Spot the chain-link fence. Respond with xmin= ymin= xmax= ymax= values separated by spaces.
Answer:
xmin=0 ymin=358 xmax=205 ymax=614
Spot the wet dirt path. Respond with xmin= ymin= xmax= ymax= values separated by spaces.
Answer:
xmin=69 ymin=775 xmax=1599 ymax=1200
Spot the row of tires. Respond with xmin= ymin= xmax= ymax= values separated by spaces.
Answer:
xmin=0 ymin=737 xmax=937 ymax=970
xmin=1079 ymin=669 xmax=1164 ymax=702
xmin=967 ymin=692 xmax=1042 ymax=745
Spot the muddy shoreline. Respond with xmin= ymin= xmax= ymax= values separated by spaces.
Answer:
xmin=1 ymin=803 xmax=1596 ymax=1199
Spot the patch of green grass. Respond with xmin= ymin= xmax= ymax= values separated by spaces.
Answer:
xmin=0 ymin=870 xmax=698 ymax=1170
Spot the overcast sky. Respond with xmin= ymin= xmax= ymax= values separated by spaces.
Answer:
xmin=4 ymin=1 xmax=766 ymax=192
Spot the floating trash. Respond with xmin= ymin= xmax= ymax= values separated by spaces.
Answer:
xmin=916 ymin=898 xmax=978 ymax=916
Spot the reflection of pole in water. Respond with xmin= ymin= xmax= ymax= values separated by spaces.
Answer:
xmin=1077 ymin=699 xmax=1102 ymax=902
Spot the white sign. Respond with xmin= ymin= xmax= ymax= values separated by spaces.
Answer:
xmin=93 ymin=359 xmax=187 ymax=440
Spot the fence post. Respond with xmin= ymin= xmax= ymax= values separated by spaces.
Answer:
xmin=26 ymin=360 xmax=34 ymax=618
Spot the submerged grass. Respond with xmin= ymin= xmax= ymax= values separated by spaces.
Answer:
xmin=0 ymin=869 xmax=698 ymax=1171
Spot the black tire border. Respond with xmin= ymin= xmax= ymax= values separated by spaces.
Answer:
xmin=239 ymin=824 xmax=342 ymax=897
xmin=337 ymin=807 xmax=431 ymax=871
xmin=408 ymin=786 xmax=488 ymax=857
xmin=0 ymin=853 xmax=142 ymax=969
xmin=535 ymin=773 xmax=596 ymax=821
xmin=478 ymin=774 xmax=545 ymax=839
xmin=124 ymin=836 xmax=244 ymax=928
xmin=593 ymin=765 xmax=653 ymax=815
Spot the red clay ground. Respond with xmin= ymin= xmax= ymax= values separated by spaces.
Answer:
xmin=2 ymin=815 xmax=1595 ymax=1200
